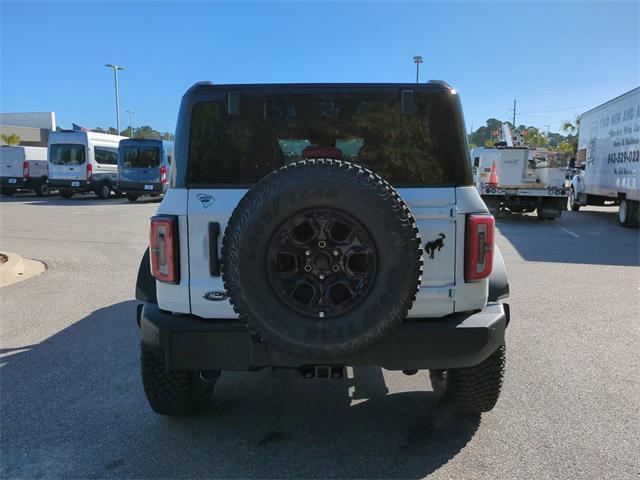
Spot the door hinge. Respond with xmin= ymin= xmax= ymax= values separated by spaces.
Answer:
xmin=448 ymin=287 xmax=456 ymax=298
xmin=450 ymin=205 xmax=458 ymax=218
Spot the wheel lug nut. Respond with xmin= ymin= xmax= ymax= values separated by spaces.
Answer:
xmin=331 ymin=265 xmax=340 ymax=272
xmin=304 ymin=265 xmax=312 ymax=272
xmin=319 ymin=273 xmax=325 ymax=280
xmin=305 ymin=250 xmax=311 ymax=256
xmin=333 ymin=250 xmax=339 ymax=256
xmin=318 ymin=241 xmax=326 ymax=248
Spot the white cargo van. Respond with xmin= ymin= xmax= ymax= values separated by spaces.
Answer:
xmin=48 ymin=131 xmax=126 ymax=199
xmin=0 ymin=146 xmax=50 ymax=196
xmin=570 ymin=87 xmax=640 ymax=227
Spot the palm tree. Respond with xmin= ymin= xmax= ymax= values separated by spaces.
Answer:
xmin=561 ymin=115 xmax=580 ymax=154
xmin=0 ymin=133 xmax=21 ymax=145
xmin=561 ymin=115 xmax=581 ymax=135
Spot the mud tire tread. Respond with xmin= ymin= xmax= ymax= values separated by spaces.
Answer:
xmin=430 ymin=342 xmax=506 ymax=414
xmin=221 ymin=159 xmax=423 ymax=358
xmin=140 ymin=343 xmax=217 ymax=416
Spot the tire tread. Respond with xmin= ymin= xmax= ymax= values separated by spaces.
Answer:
xmin=430 ymin=343 xmax=506 ymax=414
xmin=221 ymin=159 xmax=423 ymax=358
xmin=140 ymin=343 xmax=216 ymax=416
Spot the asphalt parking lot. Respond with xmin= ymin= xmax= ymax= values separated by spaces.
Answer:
xmin=1 ymin=192 xmax=638 ymax=480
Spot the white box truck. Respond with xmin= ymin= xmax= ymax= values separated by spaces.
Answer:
xmin=472 ymin=146 xmax=569 ymax=219
xmin=0 ymin=145 xmax=51 ymax=196
xmin=570 ymin=87 xmax=640 ymax=227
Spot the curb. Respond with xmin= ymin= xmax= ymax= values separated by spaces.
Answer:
xmin=0 ymin=251 xmax=24 ymax=281
xmin=0 ymin=251 xmax=46 ymax=287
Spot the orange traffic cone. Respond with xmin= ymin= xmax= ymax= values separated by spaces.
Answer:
xmin=487 ymin=161 xmax=499 ymax=186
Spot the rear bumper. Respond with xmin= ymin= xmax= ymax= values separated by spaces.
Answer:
xmin=49 ymin=179 xmax=91 ymax=192
xmin=0 ymin=176 xmax=26 ymax=188
xmin=117 ymin=181 xmax=165 ymax=195
xmin=139 ymin=302 xmax=508 ymax=371
xmin=0 ymin=177 xmax=47 ymax=190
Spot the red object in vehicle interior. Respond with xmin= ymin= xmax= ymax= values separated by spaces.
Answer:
xmin=301 ymin=146 xmax=343 ymax=160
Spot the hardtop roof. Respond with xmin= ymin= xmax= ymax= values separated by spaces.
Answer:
xmin=184 ymin=81 xmax=456 ymax=98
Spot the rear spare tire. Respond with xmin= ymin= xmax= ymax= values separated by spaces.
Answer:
xmin=222 ymin=159 xmax=422 ymax=358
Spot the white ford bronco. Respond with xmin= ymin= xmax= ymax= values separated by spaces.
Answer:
xmin=135 ymin=82 xmax=510 ymax=416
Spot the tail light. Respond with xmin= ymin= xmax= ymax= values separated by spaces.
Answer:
xmin=160 ymin=165 xmax=167 ymax=185
xmin=86 ymin=163 xmax=93 ymax=181
xmin=23 ymin=161 xmax=29 ymax=178
xmin=465 ymin=214 xmax=495 ymax=282
xmin=150 ymin=215 xmax=180 ymax=283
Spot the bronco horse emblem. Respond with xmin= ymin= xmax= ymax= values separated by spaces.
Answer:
xmin=424 ymin=233 xmax=446 ymax=259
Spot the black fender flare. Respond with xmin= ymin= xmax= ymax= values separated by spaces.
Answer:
xmin=488 ymin=245 xmax=509 ymax=302
xmin=135 ymin=248 xmax=157 ymax=303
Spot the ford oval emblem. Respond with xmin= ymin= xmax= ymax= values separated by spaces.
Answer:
xmin=203 ymin=291 xmax=228 ymax=302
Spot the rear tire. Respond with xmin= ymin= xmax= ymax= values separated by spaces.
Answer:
xmin=126 ymin=193 xmax=139 ymax=202
xmin=36 ymin=182 xmax=50 ymax=197
xmin=618 ymin=199 xmax=639 ymax=228
xmin=95 ymin=183 xmax=111 ymax=199
xmin=59 ymin=190 xmax=74 ymax=199
xmin=141 ymin=343 xmax=219 ymax=416
xmin=430 ymin=342 xmax=506 ymax=414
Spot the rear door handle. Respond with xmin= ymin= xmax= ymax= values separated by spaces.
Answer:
xmin=209 ymin=222 xmax=221 ymax=276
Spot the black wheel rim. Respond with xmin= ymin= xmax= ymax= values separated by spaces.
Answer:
xmin=266 ymin=208 xmax=377 ymax=319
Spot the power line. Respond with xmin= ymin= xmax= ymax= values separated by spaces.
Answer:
xmin=518 ymin=100 xmax=606 ymax=114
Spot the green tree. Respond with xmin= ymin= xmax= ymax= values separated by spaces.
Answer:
xmin=92 ymin=125 xmax=174 ymax=141
xmin=522 ymin=127 xmax=548 ymax=148
xmin=561 ymin=116 xmax=580 ymax=153
xmin=470 ymin=118 xmax=503 ymax=147
xmin=1 ymin=133 xmax=21 ymax=145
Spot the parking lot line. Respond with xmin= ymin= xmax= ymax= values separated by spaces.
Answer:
xmin=557 ymin=225 xmax=580 ymax=238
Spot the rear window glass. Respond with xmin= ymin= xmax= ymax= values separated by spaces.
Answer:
xmin=49 ymin=144 xmax=86 ymax=165
xmin=95 ymin=148 xmax=118 ymax=165
xmin=121 ymin=146 xmax=161 ymax=168
xmin=187 ymin=91 xmax=470 ymax=186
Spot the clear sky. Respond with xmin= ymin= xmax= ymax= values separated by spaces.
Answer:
xmin=1 ymin=1 xmax=638 ymax=134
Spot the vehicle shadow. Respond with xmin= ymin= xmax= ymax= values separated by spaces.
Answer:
xmin=0 ymin=300 xmax=480 ymax=479
xmin=496 ymin=209 xmax=639 ymax=267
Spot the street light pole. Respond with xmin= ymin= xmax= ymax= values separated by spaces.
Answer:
xmin=105 ymin=64 xmax=125 ymax=134
xmin=126 ymin=110 xmax=134 ymax=138
xmin=413 ymin=55 xmax=423 ymax=83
